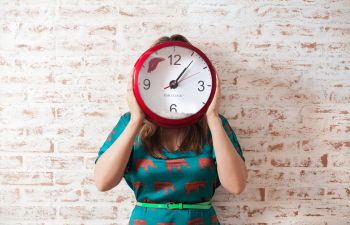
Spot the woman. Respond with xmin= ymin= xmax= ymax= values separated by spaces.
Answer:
xmin=94 ymin=34 xmax=248 ymax=225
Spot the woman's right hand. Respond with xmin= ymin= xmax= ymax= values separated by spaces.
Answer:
xmin=127 ymin=68 xmax=146 ymax=123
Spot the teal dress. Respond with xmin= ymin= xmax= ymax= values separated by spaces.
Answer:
xmin=95 ymin=112 xmax=245 ymax=225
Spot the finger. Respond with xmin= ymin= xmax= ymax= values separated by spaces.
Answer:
xmin=127 ymin=70 xmax=134 ymax=91
xmin=130 ymin=68 xmax=136 ymax=88
xmin=129 ymin=76 xmax=132 ymax=90
xmin=130 ymin=66 xmax=135 ymax=75
xmin=215 ymin=72 xmax=219 ymax=88
xmin=127 ymin=80 xmax=132 ymax=95
xmin=216 ymin=74 xmax=221 ymax=96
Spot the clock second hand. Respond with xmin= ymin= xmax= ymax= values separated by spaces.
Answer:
xmin=163 ymin=71 xmax=201 ymax=89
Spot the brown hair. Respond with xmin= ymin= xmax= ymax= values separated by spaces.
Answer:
xmin=138 ymin=34 xmax=210 ymax=159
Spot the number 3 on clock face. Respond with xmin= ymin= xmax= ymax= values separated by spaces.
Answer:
xmin=133 ymin=41 xmax=216 ymax=128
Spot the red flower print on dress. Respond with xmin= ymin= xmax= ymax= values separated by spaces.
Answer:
xmin=142 ymin=198 xmax=159 ymax=203
xmin=107 ymin=129 xmax=116 ymax=141
xmin=198 ymin=158 xmax=214 ymax=170
xmin=166 ymin=158 xmax=190 ymax=173
xmin=188 ymin=217 xmax=205 ymax=225
xmin=185 ymin=181 xmax=206 ymax=194
xmin=224 ymin=123 xmax=233 ymax=136
xmin=211 ymin=215 xmax=219 ymax=224
xmin=154 ymin=181 xmax=175 ymax=195
xmin=135 ymin=159 xmax=158 ymax=172
xmin=134 ymin=219 xmax=147 ymax=225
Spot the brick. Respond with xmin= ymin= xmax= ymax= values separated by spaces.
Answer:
xmin=54 ymin=171 xmax=91 ymax=187
xmin=59 ymin=206 xmax=117 ymax=220
xmin=218 ymin=187 xmax=267 ymax=202
xmin=329 ymin=151 xmax=350 ymax=167
xmin=0 ymin=206 xmax=56 ymax=220
xmin=0 ymin=172 xmax=53 ymax=185
xmin=0 ymin=188 xmax=20 ymax=203
xmin=0 ymin=156 xmax=22 ymax=169
xmin=244 ymin=152 xmax=268 ymax=167
xmin=268 ymin=187 xmax=350 ymax=201
xmin=247 ymin=168 xmax=350 ymax=187
xmin=241 ymin=202 xmax=299 ymax=219
xmin=24 ymin=156 xmax=84 ymax=170
xmin=0 ymin=138 xmax=54 ymax=153
xmin=23 ymin=187 xmax=81 ymax=202
xmin=56 ymin=138 xmax=100 ymax=153
xmin=269 ymin=153 xmax=328 ymax=167
xmin=0 ymin=104 xmax=54 ymax=124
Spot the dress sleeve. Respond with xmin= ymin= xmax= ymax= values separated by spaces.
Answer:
xmin=94 ymin=112 xmax=133 ymax=173
xmin=210 ymin=113 xmax=245 ymax=163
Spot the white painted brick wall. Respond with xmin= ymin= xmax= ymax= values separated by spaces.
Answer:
xmin=0 ymin=0 xmax=349 ymax=224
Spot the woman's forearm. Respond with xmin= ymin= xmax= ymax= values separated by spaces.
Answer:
xmin=207 ymin=114 xmax=248 ymax=195
xmin=94 ymin=118 xmax=143 ymax=192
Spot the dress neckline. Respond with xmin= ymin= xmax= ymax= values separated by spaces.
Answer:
xmin=162 ymin=148 xmax=180 ymax=153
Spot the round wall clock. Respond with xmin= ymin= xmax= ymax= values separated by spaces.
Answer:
xmin=133 ymin=41 xmax=216 ymax=128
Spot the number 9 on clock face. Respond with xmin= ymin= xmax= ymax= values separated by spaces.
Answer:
xmin=133 ymin=41 xmax=216 ymax=128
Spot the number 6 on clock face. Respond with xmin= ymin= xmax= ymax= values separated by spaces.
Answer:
xmin=133 ymin=41 xmax=216 ymax=128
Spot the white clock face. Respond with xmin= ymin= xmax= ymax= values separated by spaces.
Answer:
xmin=137 ymin=45 xmax=213 ymax=120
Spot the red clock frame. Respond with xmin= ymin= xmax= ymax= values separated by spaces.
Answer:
xmin=133 ymin=41 xmax=216 ymax=128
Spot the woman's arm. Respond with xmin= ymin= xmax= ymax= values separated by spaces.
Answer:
xmin=207 ymin=114 xmax=248 ymax=195
xmin=94 ymin=69 xmax=145 ymax=192
xmin=94 ymin=117 xmax=143 ymax=192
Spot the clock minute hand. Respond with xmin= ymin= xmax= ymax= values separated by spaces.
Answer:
xmin=175 ymin=60 xmax=193 ymax=84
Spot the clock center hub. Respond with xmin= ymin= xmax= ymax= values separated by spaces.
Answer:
xmin=169 ymin=80 xmax=178 ymax=89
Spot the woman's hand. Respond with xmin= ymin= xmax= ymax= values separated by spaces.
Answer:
xmin=206 ymin=70 xmax=221 ymax=119
xmin=127 ymin=68 xmax=146 ymax=123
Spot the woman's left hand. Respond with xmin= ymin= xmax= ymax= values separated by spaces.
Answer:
xmin=206 ymin=70 xmax=221 ymax=119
